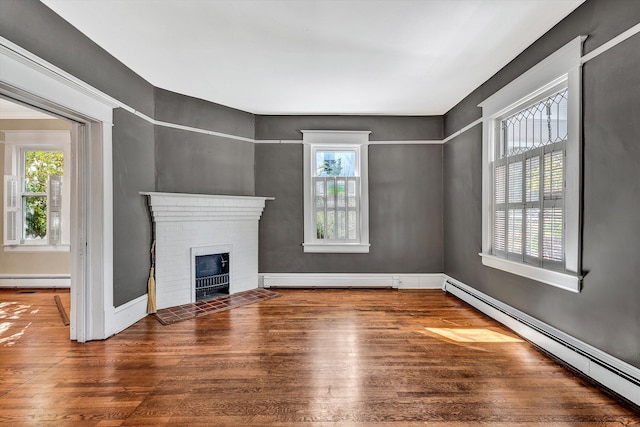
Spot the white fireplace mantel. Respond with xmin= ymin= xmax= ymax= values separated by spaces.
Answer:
xmin=141 ymin=192 xmax=273 ymax=309
xmin=141 ymin=192 xmax=274 ymax=222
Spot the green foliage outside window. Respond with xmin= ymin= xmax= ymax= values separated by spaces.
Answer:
xmin=24 ymin=151 xmax=63 ymax=239
xmin=318 ymin=158 xmax=343 ymax=176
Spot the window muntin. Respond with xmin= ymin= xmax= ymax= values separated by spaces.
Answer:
xmin=4 ymin=132 xmax=70 ymax=251
xmin=21 ymin=150 xmax=64 ymax=241
xmin=302 ymin=130 xmax=370 ymax=253
xmin=493 ymin=89 xmax=567 ymax=270
xmin=312 ymin=148 xmax=360 ymax=243
xmin=479 ymin=36 xmax=584 ymax=292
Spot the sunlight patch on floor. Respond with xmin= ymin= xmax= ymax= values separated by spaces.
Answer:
xmin=425 ymin=327 xmax=523 ymax=343
xmin=0 ymin=301 xmax=34 ymax=346
xmin=0 ymin=324 xmax=31 ymax=346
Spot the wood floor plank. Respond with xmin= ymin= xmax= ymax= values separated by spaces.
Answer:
xmin=0 ymin=288 xmax=637 ymax=425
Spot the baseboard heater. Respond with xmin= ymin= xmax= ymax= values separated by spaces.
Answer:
xmin=0 ymin=275 xmax=71 ymax=288
xmin=443 ymin=277 xmax=640 ymax=407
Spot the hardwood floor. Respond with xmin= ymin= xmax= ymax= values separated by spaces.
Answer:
xmin=0 ymin=288 xmax=637 ymax=426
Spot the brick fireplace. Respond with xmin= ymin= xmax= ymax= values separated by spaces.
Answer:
xmin=141 ymin=192 xmax=272 ymax=310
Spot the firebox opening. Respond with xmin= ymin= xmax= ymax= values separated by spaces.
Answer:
xmin=194 ymin=253 xmax=230 ymax=301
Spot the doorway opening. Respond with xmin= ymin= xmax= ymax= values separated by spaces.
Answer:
xmin=1 ymin=94 xmax=82 ymax=339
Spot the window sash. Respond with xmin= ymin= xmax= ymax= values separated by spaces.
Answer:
xmin=492 ymin=139 xmax=565 ymax=270
xmin=479 ymin=36 xmax=583 ymax=292
xmin=4 ymin=175 xmax=20 ymax=245
xmin=312 ymin=176 xmax=360 ymax=243
xmin=302 ymin=131 xmax=371 ymax=253
xmin=4 ymin=148 xmax=65 ymax=246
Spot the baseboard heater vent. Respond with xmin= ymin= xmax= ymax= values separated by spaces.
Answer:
xmin=443 ymin=277 xmax=640 ymax=406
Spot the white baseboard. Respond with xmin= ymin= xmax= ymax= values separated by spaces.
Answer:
xmin=0 ymin=274 xmax=70 ymax=288
xmin=110 ymin=294 xmax=148 ymax=336
xmin=443 ymin=275 xmax=640 ymax=407
xmin=260 ymin=273 xmax=444 ymax=289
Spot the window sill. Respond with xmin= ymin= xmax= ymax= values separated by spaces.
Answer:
xmin=303 ymin=243 xmax=370 ymax=253
xmin=479 ymin=253 xmax=581 ymax=293
xmin=4 ymin=244 xmax=70 ymax=253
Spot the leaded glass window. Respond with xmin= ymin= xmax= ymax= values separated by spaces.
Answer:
xmin=492 ymin=88 xmax=567 ymax=268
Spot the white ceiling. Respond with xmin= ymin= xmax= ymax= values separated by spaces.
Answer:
xmin=41 ymin=0 xmax=585 ymax=115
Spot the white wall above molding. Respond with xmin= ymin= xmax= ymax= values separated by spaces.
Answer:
xmin=260 ymin=273 xmax=444 ymax=289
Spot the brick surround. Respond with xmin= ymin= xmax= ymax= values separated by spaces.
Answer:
xmin=142 ymin=192 xmax=272 ymax=310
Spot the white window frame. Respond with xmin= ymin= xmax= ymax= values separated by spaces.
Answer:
xmin=479 ymin=36 xmax=585 ymax=293
xmin=3 ymin=131 xmax=71 ymax=252
xmin=302 ymin=130 xmax=370 ymax=253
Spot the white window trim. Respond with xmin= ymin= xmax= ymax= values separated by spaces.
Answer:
xmin=302 ymin=130 xmax=370 ymax=253
xmin=3 ymin=130 xmax=71 ymax=252
xmin=478 ymin=36 xmax=586 ymax=293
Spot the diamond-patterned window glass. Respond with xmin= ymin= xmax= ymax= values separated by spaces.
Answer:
xmin=493 ymin=87 xmax=566 ymax=270
xmin=501 ymin=89 xmax=568 ymax=158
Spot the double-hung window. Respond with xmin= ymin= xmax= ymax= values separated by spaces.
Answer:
xmin=4 ymin=131 xmax=70 ymax=251
xmin=479 ymin=36 xmax=585 ymax=292
xmin=302 ymin=130 xmax=370 ymax=253
xmin=494 ymin=89 xmax=567 ymax=268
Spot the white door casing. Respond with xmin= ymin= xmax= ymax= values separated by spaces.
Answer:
xmin=0 ymin=36 xmax=117 ymax=341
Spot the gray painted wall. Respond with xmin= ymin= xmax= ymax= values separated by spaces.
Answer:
xmin=155 ymin=88 xmax=255 ymax=140
xmin=155 ymin=127 xmax=255 ymax=196
xmin=0 ymin=0 xmax=157 ymax=307
xmin=443 ymin=0 xmax=640 ymax=368
xmin=112 ymin=109 xmax=155 ymax=306
xmin=444 ymin=0 xmax=640 ymax=138
xmin=7 ymin=0 xmax=637 ymax=370
xmin=154 ymin=89 xmax=255 ymax=196
xmin=255 ymin=116 xmax=443 ymax=273
xmin=256 ymin=115 xmax=442 ymax=141
xmin=0 ymin=0 xmax=154 ymax=117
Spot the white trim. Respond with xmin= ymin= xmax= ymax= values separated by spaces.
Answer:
xmin=0 ymin=274 xmax=70 ymax=288
xmin=442 ymin=118 xmax=483 ymax=144
xmin=302 ymin=130 xmax=370 ymax=253
xmin=478 ymin=36 xmax=584 ymax=289
xmin=256 ymin=139 xmax=445 ymax=145
xmin=254 ymin=139 xmax=303 ymax=144
xmin=581 ymin=22 xmax=640 ymax=64
xmin=261 ymin=273 xmax=445 ymax=289
xmin=443 ymin=276 xmax=640 ymax=407
xmin=1 ymin=36 xmax=115 ymax=342
xmin=151 ymin=118 xmax=254 ymax=143
xmin=2 ymin=19 xmax=637 ymax=149
xmin=301 ymin=130 xmax=372 ymax=144
xmin=443 ymin=21 xmax=640 ymax=146
xmin=4 ymin=244 xmax=70 ymax=252
xmin=478 ymin=36 xmax=585 ymax=113
xmin=368 ymin=140 xmax=443 ymax=145
xmin=140 ymin=192 xmax=272 ymax=222
xmin=110 ymin=294 xmax=148 ymax=336
xmin=3 ymin=131 xmax=72 ymax=248
xmin=302 ymin=243 xmax=371 ymax=253
xmin=479 ymin=253 xmax=580 ymax=292
xmin=2 ymin=130 xmax=72 ymax=144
